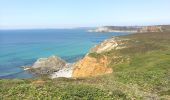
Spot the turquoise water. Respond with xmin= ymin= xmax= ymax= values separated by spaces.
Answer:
xmin=0 ymin=29 xmax=129 ymax=78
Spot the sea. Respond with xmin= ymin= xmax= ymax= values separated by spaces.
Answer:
xmin=0 ymin=29 xmax=129 ymax=78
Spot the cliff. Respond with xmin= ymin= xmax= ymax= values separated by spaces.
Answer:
xmin=72 ymin=37 xmax=127 ymax=77
xmin=89 ymin=37 xmax=126 ymax=53
xmin=72 ymin=55 xmax=112 ymax=77
xmin=88 ymin=25 xmax=168 ymax=33
xmin=71 ymin=31 xmax=170 ymax=99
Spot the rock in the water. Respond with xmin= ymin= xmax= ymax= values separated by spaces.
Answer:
xmin=27 ymin=55 xmax=67 ymax=75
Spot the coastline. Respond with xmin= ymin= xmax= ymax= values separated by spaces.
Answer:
xmin=1 ymin=30 xmax=170 ymax=99
xmin=88 ymin=30 xmax=138 ymax=33
xmin=0 ymin=29 xmax=131 ymax=79
xmin=20 ymin=32 xmax=130 ymax=78
xmin=88 ymin=25 xmax=164 ymax=33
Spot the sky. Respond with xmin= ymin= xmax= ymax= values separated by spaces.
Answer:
xmin=0 ymin=0 xmax=170 ymax=29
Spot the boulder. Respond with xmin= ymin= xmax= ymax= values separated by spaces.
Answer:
xmin=27 ymin=55 xmax=66 ymax=75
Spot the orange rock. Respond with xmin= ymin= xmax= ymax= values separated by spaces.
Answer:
xmin=72 ymin=55 xmax=112 ymax=77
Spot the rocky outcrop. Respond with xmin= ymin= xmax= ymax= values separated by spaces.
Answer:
xmin=24 ymin=56 xmax=73 ymax=77
xmin=72 ymin=36 xmax=130 ymax=77
xmin=72 ymin=37 xmax=125 ymax=77
xmin=90 ymin=37 xmax=126 ymax=53
xmin=32 ymin=56 xmax=66 ymax=69
xmin=72 ymin=55 xmax=112 ymax=77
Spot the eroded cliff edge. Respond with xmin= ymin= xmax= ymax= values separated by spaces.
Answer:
xmin=72 ymin=37 xmax=128 ymax=77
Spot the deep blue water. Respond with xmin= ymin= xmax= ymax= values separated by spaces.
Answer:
xmin=0 ymin=29 xmax=129 ymax=78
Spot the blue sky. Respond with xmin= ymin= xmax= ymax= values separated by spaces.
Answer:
xmin=0 ymin=0 xmax=170 ymax=29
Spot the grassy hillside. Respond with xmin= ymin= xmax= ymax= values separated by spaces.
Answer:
xmin=1 ymin=31 xmax=170 ymax=99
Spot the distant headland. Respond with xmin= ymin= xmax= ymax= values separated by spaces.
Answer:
xmin=88 ymin=25 xmax=170 ymax=33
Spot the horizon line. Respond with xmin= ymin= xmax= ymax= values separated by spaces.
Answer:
xmin=0 ymin=24 xmax=170 ymax=30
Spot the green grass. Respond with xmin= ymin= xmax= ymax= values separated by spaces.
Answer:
xmin=0 ymin=78 xmax=129 ymax=100
xmin=1 ymin=31 xmax=170 ymax=99
xmin=113 ymin=50 xmax=170 ymax=88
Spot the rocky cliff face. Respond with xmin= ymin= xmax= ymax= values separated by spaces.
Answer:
xmin=90 ymin=37 xmax=126 ymax=53
xmin=24 ymin=56 xmax=73 ymax=77
xmin=72 ymin=55 xmax=112 ymax=77
xmin=72 ymin=37 xmax=125 ymax=77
